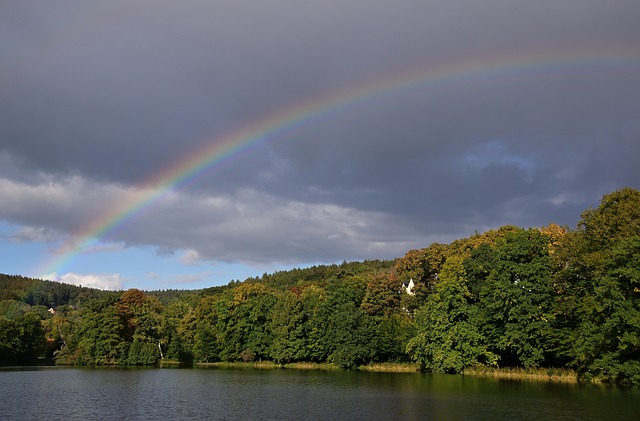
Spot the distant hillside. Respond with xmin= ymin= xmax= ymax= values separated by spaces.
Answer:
xmin=242 ymin=259 xmax=396 ymax=291
xmin=0 ymin=259 xmax=394 ymax=308
xmin=0 ymin=273 xmax=204 ymax=308
xmin=0 ymin=273 xmax=110 ymax=308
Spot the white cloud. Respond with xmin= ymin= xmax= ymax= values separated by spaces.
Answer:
xmin=9 ymin=226 xmax=58 ymax=243
xmin=43 ymin=272 xmax=125 ymax=291
xmin=180 ymin=249 xmax=202 ymax=266
xmin=0 ymin=174 xmax=136 ymax=234
xmin=148 ymin=188 xmax=419 ymax=263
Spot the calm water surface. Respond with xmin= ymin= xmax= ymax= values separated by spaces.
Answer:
xmin=1 ymin=366 xmax=638 ymax=420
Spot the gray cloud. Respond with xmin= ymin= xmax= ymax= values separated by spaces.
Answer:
xmin=0 ymin=174 xmax=421 ymax=263
xmin=1 ymin=0 xmax=639 ymax=267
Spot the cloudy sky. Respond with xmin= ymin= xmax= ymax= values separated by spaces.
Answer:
xmin=1 ymin=0 xmax=639 ymax=290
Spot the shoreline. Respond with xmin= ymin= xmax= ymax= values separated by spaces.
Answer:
xmin=191 ymin=361 xmax=584 ymax=384
xmin=461 ymin=366 xmax=583 ymax=384
xmin=20 ymin=359 xmax=614 ymax=386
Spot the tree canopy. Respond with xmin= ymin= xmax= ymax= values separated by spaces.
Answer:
xmin=1 ymin=188 xmax=639 ymax=386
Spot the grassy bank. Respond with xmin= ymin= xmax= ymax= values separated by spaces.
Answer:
xmin=196 ymin=361 xmax=281 ymax=370
xmin=195 ymin=361 xmax=418 ymax=372
xmin=462 ymin=366 xmax=582 ymax=383
xmin=56 ymin=357 xmax=595 ymax=385
xmin=284 ymin=362 xmax=340 ymax=371
xmin=358 ymin=362 xmax=420 ymax=373
xmin=193 ymin=361 xmax=595 ymax=385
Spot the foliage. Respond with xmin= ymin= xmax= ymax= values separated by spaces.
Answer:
xmin=2 ymin=188 xmax=640 ymax=387
xmin=324 ymin=299 xmax=375 ymax=369
xmin=407 ymin=256 xmax=497 ymax=373
xmin=476 ymin=229 xmax=555 ymax=368
xmin=269 ymin=291 xmax=307 ymax=364
xmin=0 ymin=312 xmax=45 ymax=363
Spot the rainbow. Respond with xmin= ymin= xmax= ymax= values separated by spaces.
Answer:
xmin=35 ymin=46 xmax=640 ymax=277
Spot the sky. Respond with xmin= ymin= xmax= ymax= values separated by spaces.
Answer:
xmin=1 ymin=0 xmax=639 ymax=291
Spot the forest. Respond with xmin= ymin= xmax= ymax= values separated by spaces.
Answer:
xmin=1 ymin=188 xmax=639 ymax=386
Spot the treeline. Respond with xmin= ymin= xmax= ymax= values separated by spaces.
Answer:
xmin=1 ymin=188 xmax=639 ymax=386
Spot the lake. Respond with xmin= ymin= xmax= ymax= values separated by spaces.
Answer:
xmin=1 ymin=366 xmax=638 ymax=420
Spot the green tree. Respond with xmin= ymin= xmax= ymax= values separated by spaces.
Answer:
xmin=395 ymin=244 xmax=449 ymax=311
xmin=361 ymin=272 xmax=401 ymax=318
xmin=75 ymin=302 xmax=129 ymax=365
xmin=0 ymin=313 xmax=45 ymax=363
xmin=111 ymin=289 xmax=164 ymax=365
xmin=472 ymin=228 xmax=555 ymax=368
xmin=553 ymin=188 xmax=640 ymax=384
xmin=374 ymin=313 xmax=414 ymax=362
xmin=298 ymin=285 xmax=328 ymax=362
xmin=192 ymin=296 xmax=226 ymax=362
xmin=19 ymin=312 xmax=46 ymax=361
xmin=579 ymin=188 xmax=640 ymax=253
xmin=49 ymin=305 xmax=83 ymax=364
xmin=571 ymin=237 xmax=640 ymax=385
xmin=127 ymin=339 xmax=159 ymax=365
xmin=268 ymin=291 xmax=307 ymax=364
xmin=325 ymin=300 xmax=375 ymax=369
xmin=215 ymin=283 xmax=276 ymax=362
xmin=321 ymin=278 xmax=375 ymax=368
xmin=163 ymin=301 xmax=193 ymax=363
xmin=360 ymin=272 xmax=412 ymax=362
xmin=0 ymin=316 xmax=21 ymax=362
xmin=395 ymin=243 xmax=449 ymax=283
xmin=407 ymin=256 xmax=497 ymax=373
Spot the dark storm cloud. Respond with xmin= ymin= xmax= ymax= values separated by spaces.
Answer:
xmin=1 ymin=0 xmax=639 ymax=265
xmin=263 ymin=70 xmax=640 ymax=223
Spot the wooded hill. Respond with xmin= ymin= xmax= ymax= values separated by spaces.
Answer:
xmin=1 ymin=188 xmax=639 ymax=386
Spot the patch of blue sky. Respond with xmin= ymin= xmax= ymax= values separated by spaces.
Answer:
xmin=461 ymin=140 xmax=537 ymax=176
xmin=52 ymin=242 xmax=293 ymax=291
xmin=0 ymin=221 xmax=52 ymax=277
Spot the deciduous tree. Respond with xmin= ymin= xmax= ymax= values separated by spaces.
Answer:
xmin=407 ymin=256 xmax=497 ymax=373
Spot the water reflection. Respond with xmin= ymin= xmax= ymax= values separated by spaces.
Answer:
xmin=1 ymin=367 xmax=638 ymax=420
